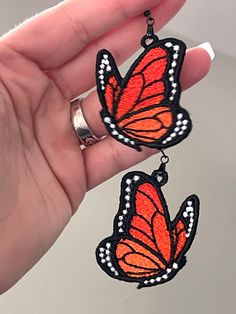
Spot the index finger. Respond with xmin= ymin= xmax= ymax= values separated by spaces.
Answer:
xmin=2 ymin=0 xmax=166 ymax=68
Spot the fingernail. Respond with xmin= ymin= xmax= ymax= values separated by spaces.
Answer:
xmin=197 ymin=42 xmax=215 ymax=60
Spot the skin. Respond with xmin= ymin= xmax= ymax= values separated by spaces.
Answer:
xmin=0 ymin=0 xmax=211 ymax=294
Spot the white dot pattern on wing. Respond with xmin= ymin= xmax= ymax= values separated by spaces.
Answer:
xmin=103 ymin=117 xmax=136 ymax=146
xmin=97 ymin=175 xmax=141 ymax=277
xmin=161 ymin=42 xmax=189 ymax=145
xmin=100 ymin=48 xmax=188 ymax=147
xmin=143 ymin=199 xmax=195 ymax=286
xmin=164 ymin=42 xmax=180 ymax=101
xmin=99 ymin=54 xmax=112 ymax=90
xmin=99 ymin=53 xmax=135 ymax=146
xmin=98 ymin=179 xmax=195 ymax=285
xmin=98 ymin=243 xmax=119 ymax=276
xmin=117 ymin=175 xmax=140 ymax=233
xmin=143 ymin=263 xmax=179 ymax=286
xmin=182 ymin=200 xmax=195 ymax=238
xmin=162 ymin=113 xmax=189 ymax=145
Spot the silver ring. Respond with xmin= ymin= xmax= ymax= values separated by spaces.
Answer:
xmin=70 ymin=98 xmax=100 ymax=147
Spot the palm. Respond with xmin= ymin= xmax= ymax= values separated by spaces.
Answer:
xmin=0 ymin=0 xmax=211 ymax=294
xmin=0 ymin=51 xmax=88 ymax=290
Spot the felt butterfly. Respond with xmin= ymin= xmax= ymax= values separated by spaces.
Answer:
xmin=96 ymin=38 xmax=191 ymax=151
xmin=96 ymin=171 xmax=199 ymax=288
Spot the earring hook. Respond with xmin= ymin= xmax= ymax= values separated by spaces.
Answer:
xmin=141 ymin=10 xmax=159 ymax=48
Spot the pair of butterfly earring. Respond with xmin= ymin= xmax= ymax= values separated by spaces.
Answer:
xmin=94 ymin=11 xmax=199 ymax=289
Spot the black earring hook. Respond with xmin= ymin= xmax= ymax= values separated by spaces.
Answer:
xmin=141 ymin=10 xmax=159 ymax=48
xmin=151 ymin=149 xmax=169 ymax=186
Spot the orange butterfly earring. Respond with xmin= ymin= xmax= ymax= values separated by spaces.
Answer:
xmin=95 ymin=11 xmax=200 ymax=288
xmin=96 ymin=11 xmax=191 ymax=151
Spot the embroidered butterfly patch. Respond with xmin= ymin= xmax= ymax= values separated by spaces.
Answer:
xmin=96 ymin=39 xmax=191 ymax=151
xmin=96 ymin=171 xmax=199 ymax=288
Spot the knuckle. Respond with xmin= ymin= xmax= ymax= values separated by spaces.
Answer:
xmin=62 ymin=5 xmax=91 ymax=47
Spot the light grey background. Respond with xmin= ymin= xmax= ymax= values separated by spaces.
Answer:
xmin=0 ymin=1 xmax=235 ymax=313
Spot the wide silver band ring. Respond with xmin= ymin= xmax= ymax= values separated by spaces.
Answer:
xmin=70 ymin=98 xmax=100 ymax=148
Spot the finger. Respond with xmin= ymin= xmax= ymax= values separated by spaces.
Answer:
xmin=83 ymin=136 xmax=157 ymax=190
xmin=80 ymin=47 xmax=212 ymax=138
xmin=180 ymin=47 xmax=212 ymax=89
xmin=2 ymin=0 xmax=165 ymax=68
xmin=48 ymin=0 xmax=186 ymax=98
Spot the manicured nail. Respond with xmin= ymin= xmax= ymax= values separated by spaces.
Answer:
xmin=197 ymin=42 xmax=215 ymax=60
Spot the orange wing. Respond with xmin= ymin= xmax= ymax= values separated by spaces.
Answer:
xmin=119 ymin=106 xmax=173 ymax=143
xmin=114 ymin=47 xmax=173 ymax=143
xmin=115 ymin=47 xmax=168 ymax=120
xmin=116 ymin=238 xmax=162 ymax=278
xmin=115 ymin=181 xmax=172 ymax=279
xmin=104 ymin=75 xmax=121 ymax=116
xmin=96 ymin=172 xmax=199 ymax=288
xmin=97 ymin=41 xmax=192 ymax=150
xmin=172 ymin=195 xmax=200 ymax=260
xmin=96 ymin=46 xmax=173 ymax=144
xmin=129 ymin=182 xmax=171 ymax=263
xmin=173 ymin=220 xmax=187 ymax=259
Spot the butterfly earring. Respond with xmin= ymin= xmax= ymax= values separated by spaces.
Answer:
xmin=95 ymin=11 xmax=200 ymax=288
xmin=96 ymin=12 xmax=191 ymax=152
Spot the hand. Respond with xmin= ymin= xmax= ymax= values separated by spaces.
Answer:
xmin=0 ymin=0 xmax=211 ymax=294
